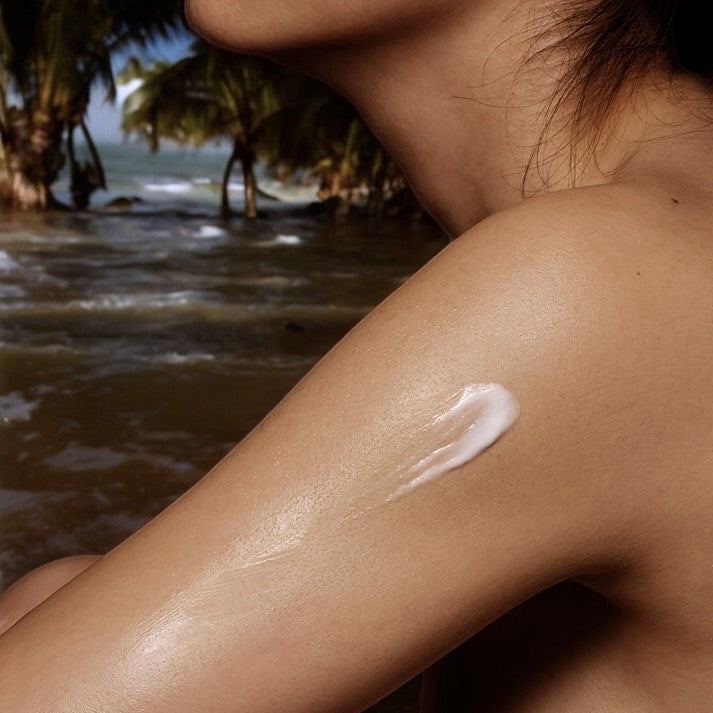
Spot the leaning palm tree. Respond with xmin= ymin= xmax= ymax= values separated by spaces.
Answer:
xmin=0 ymin=0 xmax=180 ymax=210
xmin=121 ymin=43 xmax=318 ymax=219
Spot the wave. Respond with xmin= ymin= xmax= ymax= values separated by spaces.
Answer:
xmin=0 ymin=249 xmax=70 ymax=289
xmin=43 ymin=444 xmax=134 ymax=472
xmin=153 ymin=352 xmax=216 ymax=365
xmin=41 ymin=443 xmax=200 ymax=477
xmin=0 ymin=342 xmax=77 ymax=357
xmin=230 ymin=275 xmax=307 ymax=288
xmin=274 ymin=234 xmax=302 ymax=246
xmin=252 ymin=234 xmax=303 ymax=248
xmin=193 ymin=224 xmax=226 ymax=239
xmin=51 ymin=290 xmax=198 ymax=312
xmin=0 ymin=338 xmax=320 ymax=372
xmin=0 ymin=283 xmax=26 ymax=298
xmin=0 ymin=293 xmax=371 ymax=322
xmin=0 ymin=488 xmax=72 ymax=517
xmin=143 ymin=181 xmax=193 ymax=194
xmin=0 ymin=249 xmax=21 ymax=272
xmin=0 ymin=391 xmax=39 ymax=423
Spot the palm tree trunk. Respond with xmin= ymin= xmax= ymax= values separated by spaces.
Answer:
xmin=0 ymin=65 xmax=9 ymax=132
xmin=0 ymin=110 xmax=64 ymax=210
xmin=221 ymin=140 xmax=241 ymax=219
xmin=79 ymin=119 xmax=106 ymax=190
xmin=68 ymin=122 xmax=96 ymax=209
xmin=67 ymin=122 xmax=81 ymax=207
xmin=241 ymin=148 xmax=258 ymax=219
xmin=67 ymin=123 xmax=77 ymax=165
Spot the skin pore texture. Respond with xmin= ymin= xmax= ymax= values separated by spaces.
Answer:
xmin=1 ymin=0 xmax=713 ymax=711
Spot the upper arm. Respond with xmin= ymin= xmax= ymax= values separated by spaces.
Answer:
xmin=0 ymin=196 xmax=654 ymax=713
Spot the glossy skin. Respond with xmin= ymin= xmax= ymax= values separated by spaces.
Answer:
xmin=1 ymin=0 xmax=713 ymax=710
xmin=0 ymin=557 xmax=100 ymax=634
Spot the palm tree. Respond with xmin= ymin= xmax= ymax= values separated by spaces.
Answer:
xmin=0 ymin=0 xmax=180 ymax=210
xmin=121 ymin=43 xmax=322 ymax=219
xmin=121 ymin=42 xmax=416 ymax=220
xmin=259 ymin=81 xmax=410 ymax=218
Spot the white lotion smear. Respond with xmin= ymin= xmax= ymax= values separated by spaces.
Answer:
xmin=338 ymin=382 xmax=520 ymax=528
xmin=388 ymin=383 xmax=520 ymax=500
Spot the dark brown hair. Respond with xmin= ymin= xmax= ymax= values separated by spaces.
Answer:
xmin=525 ymin=0 xmax=713 ymax=191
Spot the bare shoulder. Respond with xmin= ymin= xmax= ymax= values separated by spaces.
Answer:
xmin=446 ymin=182 xmax=713 ymax=381
xmin=275 ymin=182 xmax=713 ymax=585
xmin=456 ymin=181 xmax=713 ymax=307
xmin=439 ymin=184 xmax=713 ymax=582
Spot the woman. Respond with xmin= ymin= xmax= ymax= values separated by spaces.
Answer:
xmin=0 ymin=0 xmax=711 ymax=710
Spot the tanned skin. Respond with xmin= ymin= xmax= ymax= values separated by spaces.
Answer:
xmin=1 ymin=0 xmax=711 ymax=710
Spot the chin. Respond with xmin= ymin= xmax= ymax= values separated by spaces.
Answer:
xmin=185 ymin=0 xmax=284 ymax=54
xmin=185 ymin=0 xmax=449 ymax=56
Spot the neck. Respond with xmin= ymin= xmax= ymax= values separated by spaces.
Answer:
xmin=275 ymin=1 xmax=713 ymax=236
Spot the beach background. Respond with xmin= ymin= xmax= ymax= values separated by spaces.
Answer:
xmin=1 ymin=7 xmax=448 ymax=709
xmin=1 ymin=141 xmax=447 ymax=588
xmin=0 ymin=145 xmax=445 ymax=713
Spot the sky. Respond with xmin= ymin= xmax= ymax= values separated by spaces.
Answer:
xmin=85 ymin=31 xmax=194 ymax=143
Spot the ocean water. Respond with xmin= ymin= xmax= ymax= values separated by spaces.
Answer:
xmin=0 ymin=144 xmax=447 ymax=595
xmin=56 ymin=141 xmax=321 ymax=210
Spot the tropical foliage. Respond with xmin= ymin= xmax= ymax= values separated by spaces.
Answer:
xmin=1 ymin=3 xmax=419 ymax=219
xmin=120 ymin=43 xmax=316 ymax=218
xmin=120 ymin=41 xmax=412 ymax=219
xmin=284 ymin=90 xmax=412 ymax=220
xmin=0 ymin=0 xmax=181 ymax=209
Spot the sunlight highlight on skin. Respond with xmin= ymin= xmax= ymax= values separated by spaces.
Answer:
xmin=126 ymin=383 xmax=519 ymax=683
